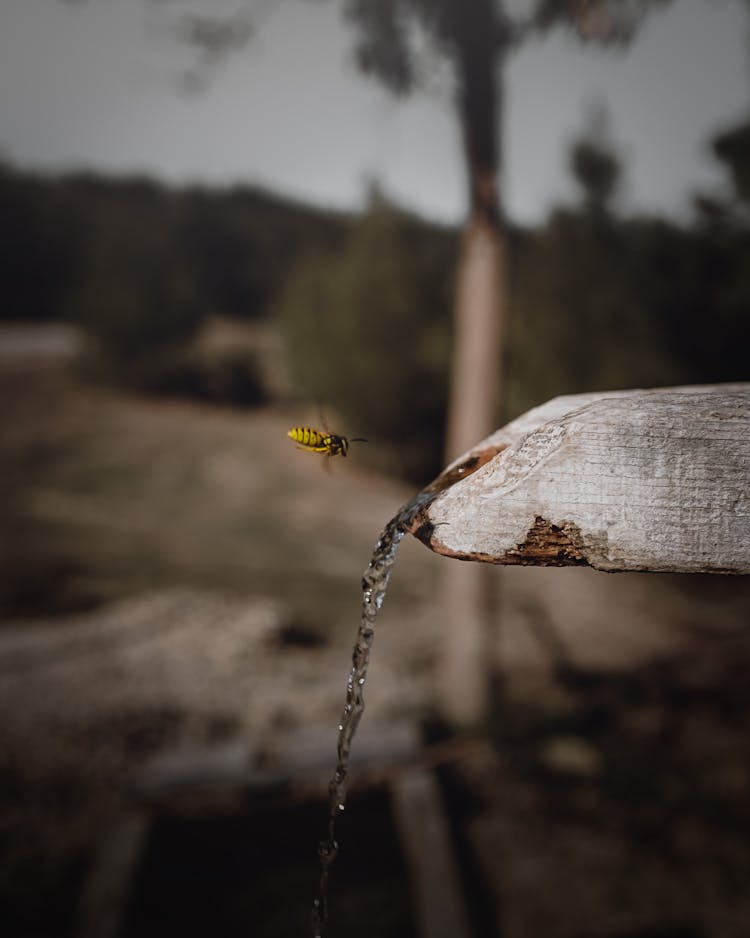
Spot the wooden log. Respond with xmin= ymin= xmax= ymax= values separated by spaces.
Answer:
xmin=409 ymin=384 xmax=750 ymax=574
xmin=391 ymin=768 xmax=473 ymax=938
xmin=74 ymin=815 xmax=149 ymax=938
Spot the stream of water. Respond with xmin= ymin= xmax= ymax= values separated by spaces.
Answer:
xmin=310 ymin=455 xmax=487 ymax=938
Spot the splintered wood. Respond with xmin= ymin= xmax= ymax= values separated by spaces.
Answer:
xmin=409 ymin=384 xmax=750 ymax=574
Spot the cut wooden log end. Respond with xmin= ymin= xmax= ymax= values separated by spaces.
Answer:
xmin=408 ymin=384 xmax=750 ymax=574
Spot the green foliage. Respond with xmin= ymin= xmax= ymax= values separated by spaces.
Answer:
xmin=276 ymin=195 xmax=456 ymax=482
xmin=0 ymin=165 xmax=349 ymax=399
xmin=506 ymin=211 xmax=680 ymax=418
xmin=531 ymin=0 xmax=674 ymax=42
xmin=569 ymin=137 xmax=621 ymax=212
xmin=180 ymin=184 xmax=347 ymax=320
xmin=505 ymin=114 xmax=750 ymax=419
xmin=712 ymin=118 xmax=750 ymax=205
xmin=0 ymin=163 xmax=78 ymax=320
xmin=344 ymin=0 xmax=672 ymax=100
xmin=0 ymin=166 xmax=347 ymax=327
xmin=65 ymin=178 xmax=205 ymax=385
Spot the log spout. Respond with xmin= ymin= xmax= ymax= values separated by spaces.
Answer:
xmin=408 ymin=384 xmax=750 ymax=574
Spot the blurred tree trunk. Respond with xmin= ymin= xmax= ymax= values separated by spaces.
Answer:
xmin=439 ymin=0 xmax=507 ymax=727
xmin=337 ymin=0 xmax=669 ymax=725
xmin=440 ymin=227 xmax=504 ymax=727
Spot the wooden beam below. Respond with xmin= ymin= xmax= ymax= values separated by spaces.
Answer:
xmin=391 ymin=768 xmax=473 ymax=938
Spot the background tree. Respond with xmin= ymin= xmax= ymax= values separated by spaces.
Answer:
xmin=343 ymin=0 xmax=673 ymax=725
xmin=711 ymin=117 xmax=750 ymax=209
xmin=65 ymin=177 xmax=206 ymax=389
xmin=569 ymin=106 xmax=622 ymax=216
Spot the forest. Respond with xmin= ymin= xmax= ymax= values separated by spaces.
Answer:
xmin=1 ymin=113 xmax=748 ymax=482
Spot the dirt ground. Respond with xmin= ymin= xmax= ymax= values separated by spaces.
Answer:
xmin=1 ymin=343 xmax=749 ymax=938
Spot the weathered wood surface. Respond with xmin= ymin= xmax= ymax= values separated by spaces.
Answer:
xmin=409 ymin=384 xmax=750 ymax=574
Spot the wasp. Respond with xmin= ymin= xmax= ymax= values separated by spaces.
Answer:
xmin=287 ymin=426 xmax=367 ymax=459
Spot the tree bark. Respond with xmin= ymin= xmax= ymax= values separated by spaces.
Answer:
xmin=438 ymin=0 xmax=507 ymax=727
xmin=439 ymin=220 xmax=505 ymax=727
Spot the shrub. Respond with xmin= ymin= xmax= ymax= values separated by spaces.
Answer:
xmin=276 ymin=196 xmax=456 ymax=482
xmin=66 ymin=187 xmax=206 ymax=382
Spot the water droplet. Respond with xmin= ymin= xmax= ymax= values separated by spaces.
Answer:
xmin=318 ymin=838 xmax=338 ymax=863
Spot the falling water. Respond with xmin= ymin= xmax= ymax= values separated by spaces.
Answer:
xmin=310 ymin=453 xmax=490 ymax=938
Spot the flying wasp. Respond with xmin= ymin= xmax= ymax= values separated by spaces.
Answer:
xmin=287 ymin=426 xmax=367 ymax=459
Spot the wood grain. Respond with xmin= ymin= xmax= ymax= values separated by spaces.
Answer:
xmin=409 ymin=384 xmax=750 ymax=573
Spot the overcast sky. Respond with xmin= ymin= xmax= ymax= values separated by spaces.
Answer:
xmin=0 ymin=0 xmax=748 ymax=224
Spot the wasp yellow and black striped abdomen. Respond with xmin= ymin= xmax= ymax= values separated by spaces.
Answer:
xmin=287 ymin=426 xmax=345 ymax=456
xmin=287 ymin=426 xmax=367 ymax=459
xmin=287 ymin=426 xmax=329 ymax=451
